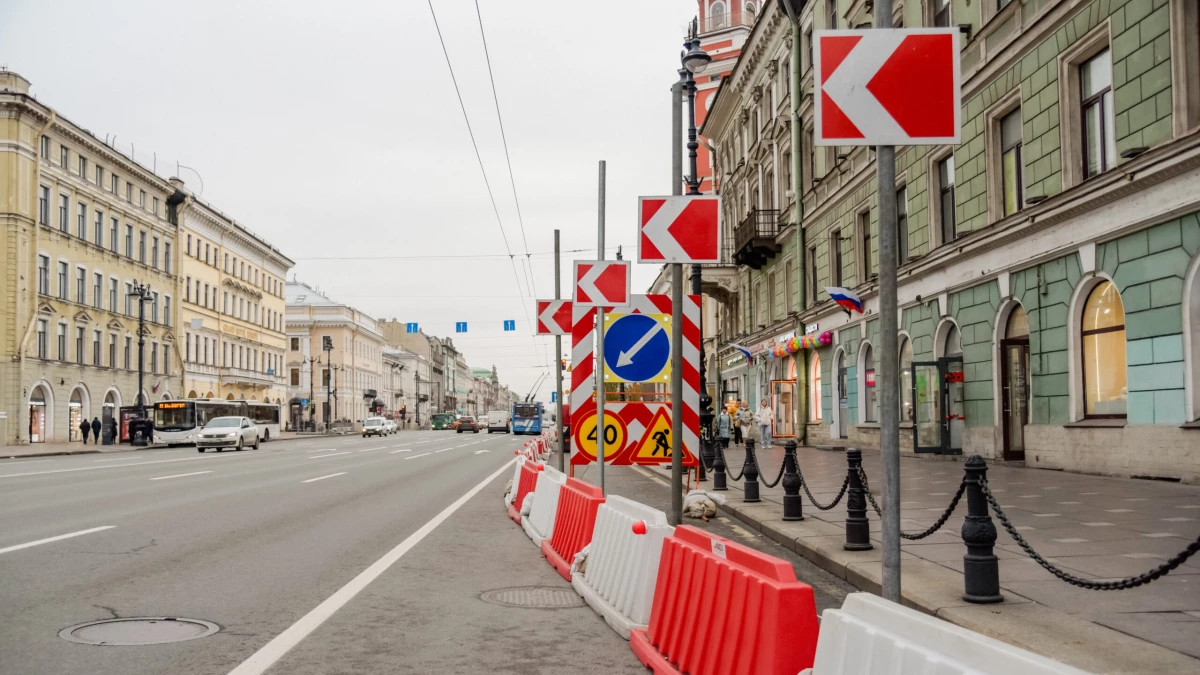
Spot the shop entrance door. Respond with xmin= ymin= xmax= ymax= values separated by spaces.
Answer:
xmin=912 ymin=357 xmax=964 ymax=455
xmin=836 ymin=364 xmax=848 ymax=438
xmin=1000 ymin=339 xmax=1030 ymax=461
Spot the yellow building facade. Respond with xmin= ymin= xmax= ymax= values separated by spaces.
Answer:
xmin=0 ymin=72 xmax=182 ymax=443
xmin=178 ymin=194 xmax=292 ymax=404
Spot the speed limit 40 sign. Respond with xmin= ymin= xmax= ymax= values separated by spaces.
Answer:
xmin=571 ymin=410 xmax=628 ymax=462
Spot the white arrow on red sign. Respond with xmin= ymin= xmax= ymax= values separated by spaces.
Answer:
xmin=637 ymin=195 xmax=722 ymax=264
xmin=536 ymin=300 xmax=573 ymax=335
xmin=573 ymin=260 xmax=631 ymax=308
xmin=814 ymin=29 xmax=960 ymax=146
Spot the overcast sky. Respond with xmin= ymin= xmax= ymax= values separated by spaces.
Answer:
xmin=2 ymin=0 xmax=699 ymax=402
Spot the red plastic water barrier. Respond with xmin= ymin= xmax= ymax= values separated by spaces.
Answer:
xmin=506 ymin=460 xmax=543 ymax=525
xmin=629 ymin=525 xmax=819 ymax=675
xmin=540 ymin=477 xmax=605 ymax=580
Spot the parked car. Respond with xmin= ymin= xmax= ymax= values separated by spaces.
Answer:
xmin=487 ymin=410 xmax=510 ymax=434
xmin=197 ymin=416 xmax=260 ymax=452
xmin=362 ymin=417 xmax=388 ymax=437
xmin=383 ymin=419 xmax=398 ymax=434
xmin=456 ymin=416 xmax=480 ymax=433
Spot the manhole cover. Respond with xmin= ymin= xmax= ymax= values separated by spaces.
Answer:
xmin=59 ymin=618 xmax=219 ymax=645
xmin=480 ymin=586 xmax=585 ymax=609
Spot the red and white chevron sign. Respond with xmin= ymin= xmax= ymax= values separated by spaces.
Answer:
xmin=573 ymin=260 xmax=631 ymax=307
xmin=536 ymin=299 xmax=572 ymax=335
xmin=814 ymin=29 xmax=960 ymax=146
xmin=638 ymin=195 xmax=721 ymax=263
xmin=570 ymin=294 xmax=700 ymax=466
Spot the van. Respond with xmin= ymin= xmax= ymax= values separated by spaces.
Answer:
xmin=487 ymin=410 xmax=510 ymax=433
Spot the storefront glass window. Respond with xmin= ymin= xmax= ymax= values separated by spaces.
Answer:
xmin=863 ymin=344 xmax=878 ymax=422
xmin=810 ymin=353 xmax=822 ymax=421
xmin=900 ymin=337 xmax=913 ymax=422
xmin=1082 ymin=281 xmax=1127 ymax=417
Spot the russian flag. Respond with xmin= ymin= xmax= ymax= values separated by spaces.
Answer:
xmin=825 ymin=286 xmax=864 ymax=313
xmin=730 ymin=344 xmax=753 ymax=361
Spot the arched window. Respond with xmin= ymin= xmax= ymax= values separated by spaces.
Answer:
xmin=944 ymin=324 xmax=962 ymax=356
xmin=745 ymin=2 xmax=757 ymax=23
xmin=1007 ymin=305 xmax=1030 ymax=338
xmin=1082 ymin=281 xmax=1127 ymax=417
xmin=862 ymin=343 xmax=878 ymax=422
xmin=810 ymin=353 xmax=822 ymax=421
xmin=899 ymin=337 xmax=913 ymax=422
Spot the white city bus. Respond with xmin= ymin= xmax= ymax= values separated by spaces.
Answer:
xmin=153 ymin=399 xmax=249 ymax=445
xmin=246 ymin=401 xmax=282 ymax=442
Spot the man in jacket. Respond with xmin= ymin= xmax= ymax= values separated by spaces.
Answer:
xmin=755 ymin=399 xmax=774 ymax=448
xmin=79 ymin=418 xmax=91 ymax=444
xmin=91 ymin=417 xmax=102 ymax=444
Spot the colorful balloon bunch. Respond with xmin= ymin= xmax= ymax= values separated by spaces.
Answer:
xmin=770 ymin=330 xmax=833 ymax=357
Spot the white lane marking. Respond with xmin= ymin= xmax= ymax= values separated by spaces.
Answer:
xmin=306 ymin=449 xmax=335 ymax=453
xmin=94 ymin=456 xmax=142 ymax=462
xmin=309 ymin=452 xmax=352 ymax=459
xmin=0 ymin=454 xmax=231 ymax=479
xmin=0 ymin=526 xmax=117 ymax=555
xmin=302 ymin=472 xmax=347 ymax=484
xmin=474 ymin=449 xmax=490 ymax=454
xmin=389 ymin=449 xmax=412 ymax=454
xmin=150 ymin=471 xmax=213 ymax=481
xmin=0 ymin=459 xmax=53 ymax=466
xmin=227 ymin=457 xmax=516 ymax=675
xmin=403 ymin=453 xmax=432 ymax=460
xmin=357 ymin=447 xmax=386 ymax=453
xmin=435 ymin=447 xmax=454 ymax=453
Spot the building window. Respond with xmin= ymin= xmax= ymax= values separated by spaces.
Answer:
xmin=897 ymin=187 xmax=909 ymax=264
xmin=164 ymin=296 xmax=171 ymax=326
xmin=109 ymin=334 xmax=117 ymax=367
xmin=58 ymin=262 xmax=69 ymax=300
xmin=290 ymin=337 xmax=300 ymax=351
xmin=38 ymin=256 xmax=49 ymax=295
xmin=93 ymin=272 xmax=102 ymax=308
xmin=152 ymin=236 xmax=159 ymax=269
xmin=862 ymin=343 xmax=877 ymax=422
xmin=204 ymin=283 xmax=210 ymax=309
xmin=934 ymin=0 xmax=950 ymax=26
xmin=76 ymin=327 xmax=85 ymax=364
xmin=56 ymin=323 xmax=66 ymax=361
xmin=59 ymin=144 xmax=69 ymax=168
xmin=124 ymin=336 xmax=132 ymax=369
xmin=1081 ymin=49 xmax=1115 ymax=179
xmin=152 ymin=292 xmax=159 ymax=323
xmin=94 ymin=330 xmax=102 ymax=365
xmin=110 ymin=174 xmax=118 ymax=194
xmin=858 ymin=211 xmax=871 ymax=279
xmin=76 ymin=267 xmax=86 ymax=304
xmin=40 ymin=135 xmax=50 ymax=159
xmin=38 ymin=186 xmax=50 ymax=225
xmin=165 ymin=243 xmax=172 ymax=274
xmin=153 ymin=197 xmax=159 ymax=216
xmin=1000 ymin=109 xmax=1023 ymax=216
xmin=223 ymin=291 xmax=229 ymax=314
xmin=808 ymin=245 xmax=819 ymax=304
xmin=187 ymin=234 xmax=192 ymax=255
xmin=206 ymin=243 xmax=211 ymax=265
xmin=900 ymin=336 xmax=913 ymax=422
xmin=110 ymin=217 xmax=118 ymax=253
xmin=810 ymin=353 xmax=822 ymax=421
xmin=829 ymin=229 xmax=843 ymax=286
xmin=110 ymin=279 xmax=118 ymax=312
xmin=36 ymin=320 xmax=48 ymax=359
xmin=95 ymin=165 xmax=104 ymax=187
xmin=78 ymin=203 xmax=88 ymax=239
xmin=139 ymin=231 xmax=147 ymax=263
xmin=186 ymin=276 xmax=191 ymax=302
xmin=78 ymin=156 xmax=88 ymax=178
xmin=828 ymin=0 xmax=837 ymax=28
xmin=125 ymin=225 xmax=133 ymax=258
xmin=1081 ymin=281 xmax=1127 ymax=418
xmin=59 ymin=194 xmax=69 ymax=232
xmin=125 ymin=283 xmax=133 ymax=316
xmin=291 ymin=368 xmax=301 ymax=386
xmin=125 ymin=182 xmax=132 ymax=202
xmin=936 ymin=155 xmax=957 ymax=243
xmin=185 ymin=333 xmax=191 ymax=362
xmin=151 ymin=343 xmax=158 ymax=373
xmin=139 ymin=189 xmax=146 ymax=207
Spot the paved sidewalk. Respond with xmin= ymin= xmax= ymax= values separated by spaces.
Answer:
xmin=658 ymin=443 xmax=1200 ymax=674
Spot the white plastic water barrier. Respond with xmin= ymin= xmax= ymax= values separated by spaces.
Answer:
xmin=572 ymin=495 xmax=673 ymax=640
xmin=504 ymin=455 xmax=526 ymax=507
xmin=522 ymin=466 xmax=566 ymax=547
xmin=805 ymin=593 xmax=1095 ymax=675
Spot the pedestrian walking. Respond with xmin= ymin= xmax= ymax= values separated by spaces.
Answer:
xmin=736 ymin=402 xmax=754 ymax=446
xmin=755 ymin=399 xmax=773 ymax=448
xmin=79 ymin=418 xmax=91 ymax=444
xmin=728 ymin=400 xmax=743 ymax=445
xmin=715 ymin=407 xmax=732 ymax=451
xmin=91 ymin=417 xmax=102 ymax=444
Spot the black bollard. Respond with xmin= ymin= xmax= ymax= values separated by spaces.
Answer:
xmin=844 ymin=448 xmax=873 ymax=550
xmin=962 ymin=455 xmax=1003 ymax=603
xmin=743 ymin=438 xmax=761 ymax=502
xmin=782 ymin=440 xmax=804 ymax=521
xmin=712 ymin=439 xmax=727 ymax=491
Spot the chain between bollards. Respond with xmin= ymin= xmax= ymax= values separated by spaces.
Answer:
xmin=844 ymin=448 xmax=872 ymax=551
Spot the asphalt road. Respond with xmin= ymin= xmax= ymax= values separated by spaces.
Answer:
xmin=0 ymin=431 xmax=647 ymax=674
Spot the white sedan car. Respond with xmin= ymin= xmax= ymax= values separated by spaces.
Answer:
xmin=197 ymin=416 xmax=260 ymax=452
xmin=384 ymin=419 xmax=398 ymax=434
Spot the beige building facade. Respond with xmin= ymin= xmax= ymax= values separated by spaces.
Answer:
xmin=177 ymin=192 xmax=292 ymax=404
xmin=0 ymin=72 xmax=182 ymax=443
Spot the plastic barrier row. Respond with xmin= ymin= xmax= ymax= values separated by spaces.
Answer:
xmin=502 ymin=438 xmax=1093 ymax=675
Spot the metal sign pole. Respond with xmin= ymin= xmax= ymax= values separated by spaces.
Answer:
xmin=596 ymin=160 xmax=607 ymax=494
xmin=669 ymin=75 xmax=685 ymax=526
xmin=875 ymin=0 xmax=903 ymax=605
xmin=554 ymin=229 xmax=565 ymax=473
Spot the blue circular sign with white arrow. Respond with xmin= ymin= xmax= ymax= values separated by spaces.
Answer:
xmin=603 ymin=313 xmax=671 ymax=383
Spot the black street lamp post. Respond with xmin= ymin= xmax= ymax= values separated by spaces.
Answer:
xmin=303 ymin=354 xmax=321 ymax=431
xmin=127 ymin=281 xmax=153 ymax=416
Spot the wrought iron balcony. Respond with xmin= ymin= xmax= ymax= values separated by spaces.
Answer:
xmin=733 ymin=209 xmax=783 ymax=269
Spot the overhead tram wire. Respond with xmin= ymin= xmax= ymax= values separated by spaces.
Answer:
xmin=426 ymin=0 xmax=544 ymax=377
xmin=473 ymin=0 xmax=547 ymax=367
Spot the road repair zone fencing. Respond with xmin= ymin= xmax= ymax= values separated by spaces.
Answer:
xmin=499 ymin=435 xmax=1109 ymax=674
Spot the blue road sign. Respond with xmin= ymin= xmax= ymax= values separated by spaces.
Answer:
xmin=456 ymin=322 xmax=467 ymax=333
xmin=551 ymin=392 xmax=557 ymax=403
xmin=406 ymin=322 xmax=419 ymax=333
xmin=603 ymin=313 xmax=671 ymax=383
xmin=301 ymin=398 xmax=309 ymax=406
xmin=503 ymin=320 xmax=516 ymax=331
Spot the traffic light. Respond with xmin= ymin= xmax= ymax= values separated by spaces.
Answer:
xmin=322 ymin=335 xmax=333 ymax=351
xmin=399 ymin=405 xmax=407 ymax=419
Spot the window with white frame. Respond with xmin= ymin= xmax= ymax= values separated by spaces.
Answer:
xmin=1080 ymin=49 xmax=1116 ymax=179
